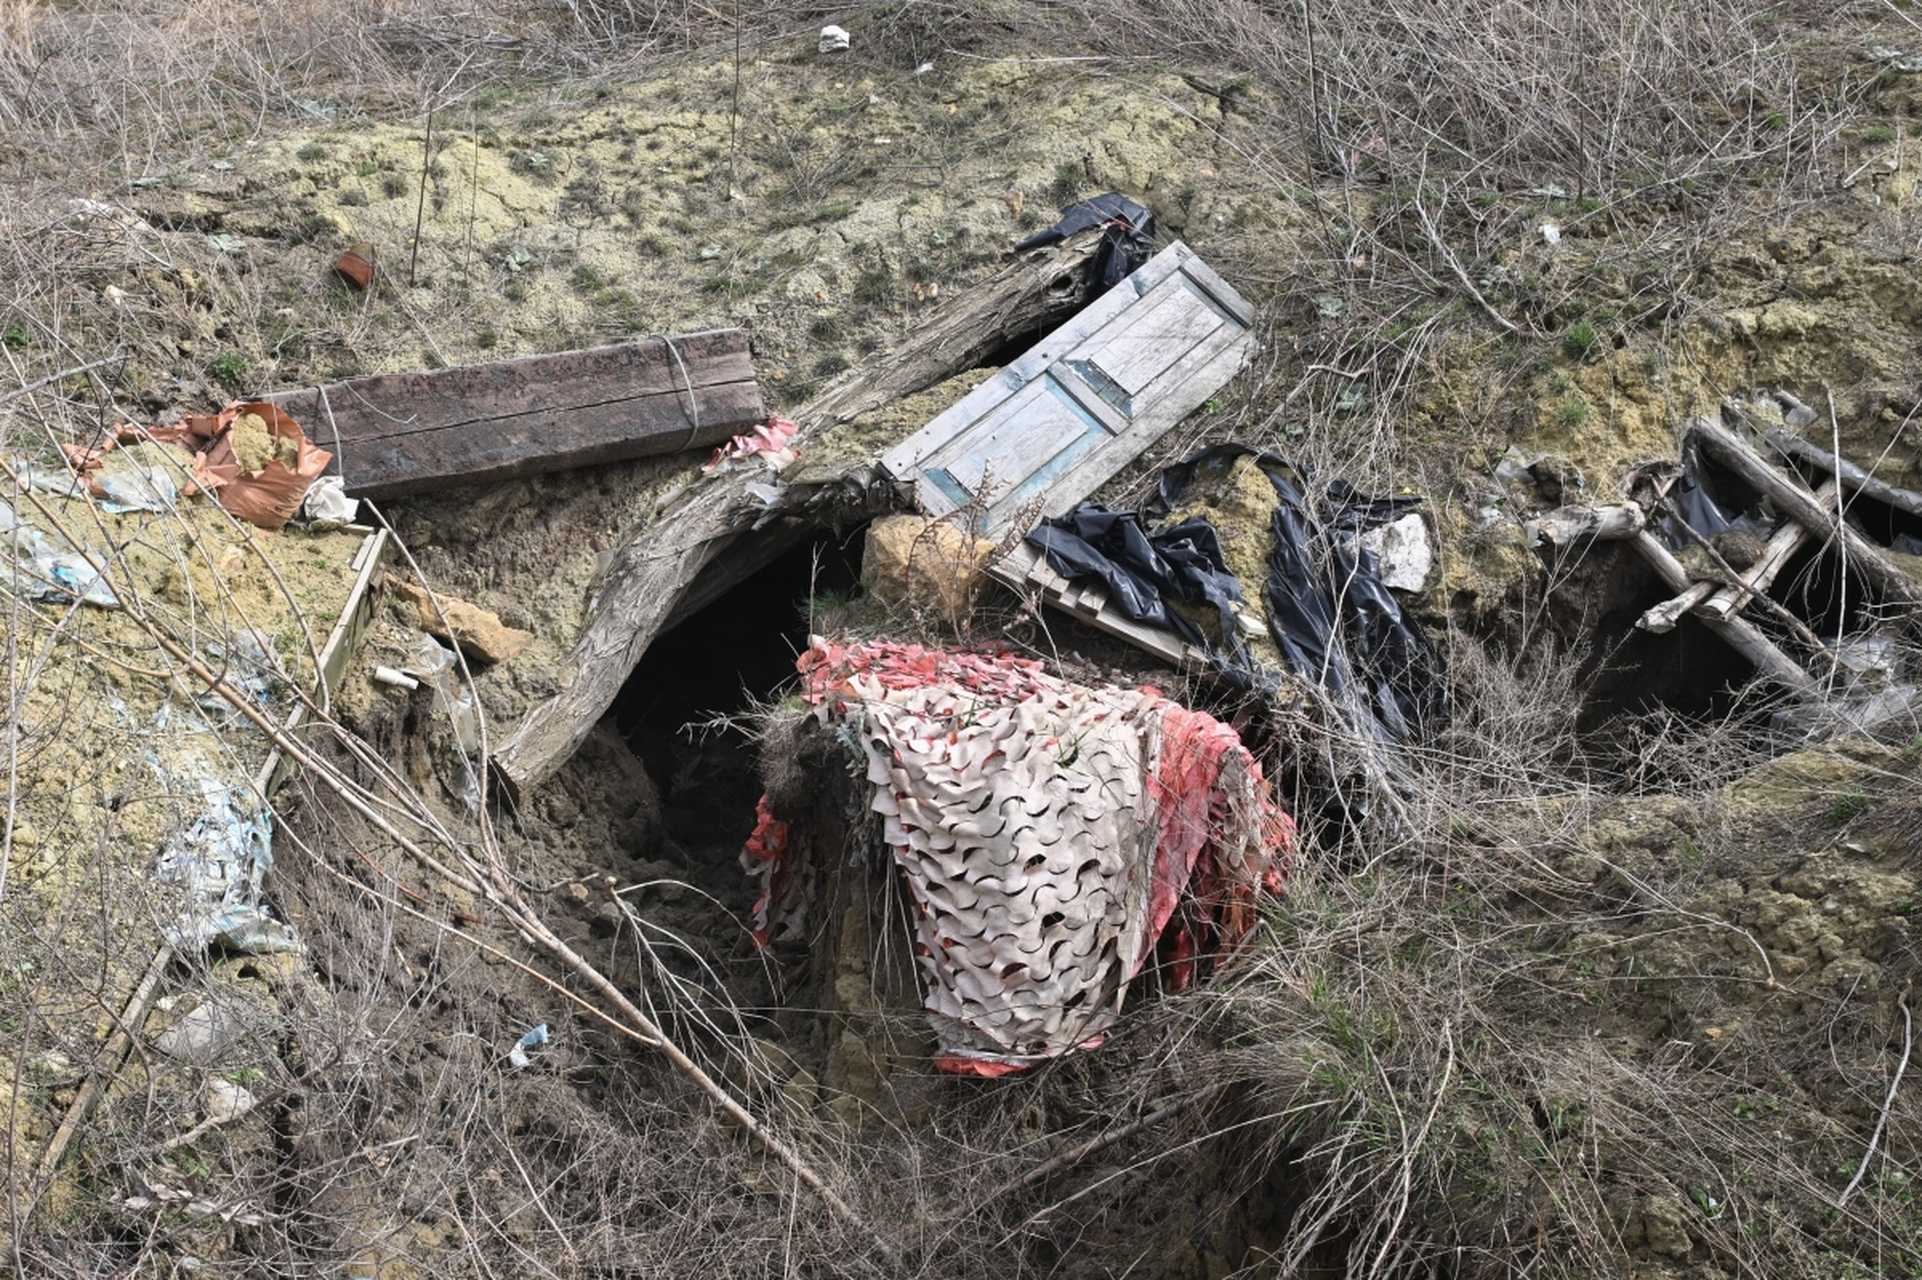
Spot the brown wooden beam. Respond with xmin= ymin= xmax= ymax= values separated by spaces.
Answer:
xmin=265 ymin=329 xmax=765 ymax=501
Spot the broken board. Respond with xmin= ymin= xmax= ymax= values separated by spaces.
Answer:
xmin=878 ymin=241 xmax=1255 ymax=537
xmin=265 ymin=329 xmax=765 ymax=501
xmin=995 ymin=540 xmax=1213 ymax=669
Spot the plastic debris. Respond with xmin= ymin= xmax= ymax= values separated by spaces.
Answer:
xmin=818 ymin=24 xmax=849 ymax=52
xmin=410 ymin=634 xmax=481 ymax=754
xmin=204 ymin=1078 xmax=258 ymax=1123
xmin=298 ymin=475 xmax=358 ymax=529
xmin=373 ymin=665 xmax=420 ymax=690
xmin=0 ymin=501 xmax=118 ymax=607
xmin=95 ymin=464 xmax=179 ymax=514
xmin=125 ymin=400 xmax=333 ymax=530
xmin=153 ymin=764 xmax=300 ymax=955
xmin=702 ymin=415 xmax=798 ymax=473
xmin=745 ymin=638 xmax=1293 ymax=1075
xmin=1031 ymin=445 xmax=1446 ymax=746
xmin=508 ymin=1023 xmax=550 ymax=1069
xmin=1014 ymin=192 xmax=1156 ymax=296
xmin=1539 ymin=222 xmax=1561 ymax=245
xmin=153 ymin=1002 xmax=246 ymax=1063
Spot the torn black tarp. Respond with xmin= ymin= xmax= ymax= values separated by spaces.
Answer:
xmin=1029 ymin=446 xmax=1446 ymax=746
xmin=1658 ymin=437 xmax=1773 ymax=550
xmin=1014 ymin=192 xmax=1157 ymax=295
xmin=1025 ymin=505 xmax=1265 ymax=685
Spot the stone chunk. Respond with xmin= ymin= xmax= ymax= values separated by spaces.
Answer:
xmin=860 ymin=514 xmax=995 ymax=627
xmin=390 ymin=578 xmax=534 ymax=664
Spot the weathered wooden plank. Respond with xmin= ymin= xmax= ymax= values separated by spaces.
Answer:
xmin=988 ymin=542 xmax=1204 ymax=669
xmin=882 ymin=241 xmax=1255 ymax=537
xmin=266 ymin=330 xmax=765 ymax=501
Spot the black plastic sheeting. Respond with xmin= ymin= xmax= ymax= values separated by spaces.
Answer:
xmin=1014 ymin=192 xmax=1157 ymax=296
xmin=1027 ymin=445 xmax=1447 ymax=745
xmin=1658 ymin=438 xmax=1774 ymax=549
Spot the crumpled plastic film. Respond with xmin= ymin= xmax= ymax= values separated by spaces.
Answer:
xmin=746 ymin=638 xmax=1293 ymax=1074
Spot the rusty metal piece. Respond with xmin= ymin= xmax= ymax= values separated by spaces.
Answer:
xmin=333 ymin=242 xmax=375 ymax=290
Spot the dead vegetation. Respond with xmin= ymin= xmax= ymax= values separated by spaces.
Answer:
xmin=0 ymin=1 xmax=1920 ymax=1278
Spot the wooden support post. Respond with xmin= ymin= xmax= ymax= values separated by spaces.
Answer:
xmin=1641 ymin=480 xmax=1840 ymax=632
xmin=1628 ymin=531 xmax=1818 ymax=696
xmin=492 ymin=230 xmax=1110 ymax=798
xmin=1761 ymin=425 xmax=1922 ymax=520
xmin=1528 ymin=503 xmax=1645 ymax=547
xmin=1688 ymin=416 xmax=1922 ymax=616
xmin=1697 ymin=480 xmax=1837 ymax=622
xmin=1638 ymin=581 xmax=1717 ymax=634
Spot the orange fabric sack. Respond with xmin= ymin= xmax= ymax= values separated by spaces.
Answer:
xmin=120 ymin=401 xmax=332 ymax=530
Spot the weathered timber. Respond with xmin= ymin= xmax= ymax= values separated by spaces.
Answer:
xmin=1528 ymin=503 xmax=1645 ymax=547
xmin=265 ymin=329 xmax=764 ymax=501
xmin=492 ymin=230 xmax=1110 ymax=798
xmin=1628 ymin=531 xmax=1817 ymax=695
xmin=881 ymin=241 xmax=1256 ymax=537
xmin=1696 ymin=480 xmax=1838 ymax=623
xmin=1761 ymin=425 xmax=1922 ymax=520
xmin=1688 ymin=416 xmax=1922 ymax=617
xmin=1638 ymin=581 xmax=1717 ymax=634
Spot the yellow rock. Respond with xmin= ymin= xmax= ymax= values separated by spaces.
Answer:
xmin=860 ymin=514 xmax=995 ymax=628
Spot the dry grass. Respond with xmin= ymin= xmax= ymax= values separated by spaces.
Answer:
xmin=0 ymin=0 xmax=1918 ymax=1277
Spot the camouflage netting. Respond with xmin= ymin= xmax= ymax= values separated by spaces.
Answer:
xmin=745 ymin=639 xmax=1295 ymax=1075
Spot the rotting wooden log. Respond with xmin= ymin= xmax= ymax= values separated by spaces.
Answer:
xmin=492 ymin=228 xmax=1110 ymax=799
xmin=1638 ymin=581 xmax=1717 ymax=634
xmin=265 ymin=330 xmax=765 ymax=501
xmin=1688 ymin=415 xmax=1922 ymax=616
xmin=1696 ymin=480 xmax=1838 ymax=623
xmin=1528 ymin=503 xmax=1645 ymax=547
xmin=1761 ymin=425 xmax=1922 ymax=520
xmin=1628 ymin=531 xmax=1817 ymax=696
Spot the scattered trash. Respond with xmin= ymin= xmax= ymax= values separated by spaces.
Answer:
xmin=123 ymin=401 xmax=334 ymax=530
xmin=746 ymin=638 xmax=1293 ymax=1074
xmin=373 ymin=665 xmax=419 ymax=690
xmin=204 ymin=233 xmax=247 ymax=255
xmin=1539 ymin=222 xmax=1561 ymax=245
xmin=0 ymin=500 xmax=119 ymax=607
xmin=1031 ymin=445 xmax=1446 ymax=745
xmin=818 ymin=24 xmax=849 ymax=52
xmin=124 ymin=1176 xmax=264 ymax=1226
xmin=702 ymin=415 xmax=798 ymax=473
xmin=1013 ymin=191 xmax=1157 ymax=295
xmin=298 ymin=475 xmax=358 ymax=529
xmin=153 ymin=1001 xmax=246 ymax=1063
xmin=203 ymin=1079 xmax=257 ymax=1123
xmin=914 ymin=61 xmax=935 ymax=74
xmin=94 ymin=464 xmax=179 ymax=514
xmin=507 ymin=1023 xmax=550 ymax=1069
xmin=152 ymin=763 xmax=300 ymax=956
xmin=409 ymin=634 xmax=481 ymax=753
xmin=332 ymin=241 xmax=375 ymax=290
